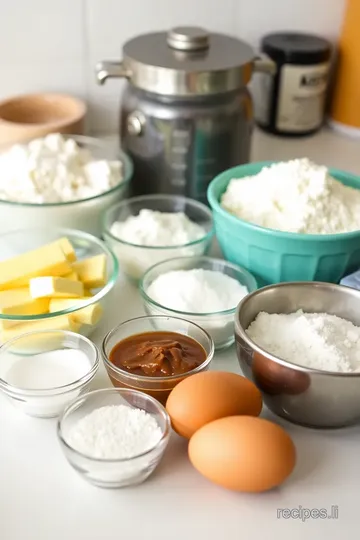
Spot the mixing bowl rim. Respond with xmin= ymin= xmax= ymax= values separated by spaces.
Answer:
xmin=0 ymin=329 xmax=99 ymax=394
xmin=57 ymin=387 xmax=171 ymax=462
xmin=102 ymin=314 xmax=215 ymax=383
xmin=0 ymin=134 xmax=133 ymax=207
xmin=140 ymin=255 xmax=257 ymax=316
xmin=102 ymin=193 xmax=215 ymax=249
xmin=207 ymin=161 xmax=360 ymax=240
xmin=235 ymin=280 xmax=360 ymax=377
xmin=0 ymin=227 xmax=119 ymax=321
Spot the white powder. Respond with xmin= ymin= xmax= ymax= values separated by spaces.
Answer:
xmin=246 ymin=309 xmax=360 ymax=373
xmin=110 ymin=209 xmax=205 ymax=246
xmin=146 ymin=268 xmax=249 ymax=348
xmin=2 ymin=349 xmax=91 ymax=389
xmin=0 ymin=348 xmax=93 ymax=417
xmin=109 ymin=210 xmax=208 ymax=280
xmin=0 ymin=133 xmax=123 ymax=203
xmin=147 ymin=268 xmax=248 ymax=313
xmin=67 ymin=404 xmax=163 ymax=459
xmin=221 ymin=158 xmax=360 ymax=234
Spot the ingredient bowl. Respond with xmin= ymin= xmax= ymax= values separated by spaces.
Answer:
xmin=0 ymin=330 xmax=99 ymax=418
xmin=0 ymin=227 xmax=118 ymax=340
xmin=140 ymin=256 xmax=257 ymax=350
xmin=102 ymin=194 xmax=214 ymax=282
xmin=102 ymin=315 xmax=214 ymax=404
xmin=0 ymin=134 xmax=133 ymax=237
xmin=0 ymin=93 xmax=86 ymax=146
xmin=235 ymin=281 xmax=360 ymax=428
xmin=57 ymin=388 xmax=171 ymax=488
xmin=208 ymin=161 xmax=360 ymax=285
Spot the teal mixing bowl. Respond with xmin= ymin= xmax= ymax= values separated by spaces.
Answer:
xmin=207 ymin=161 xmax=360 ymax=285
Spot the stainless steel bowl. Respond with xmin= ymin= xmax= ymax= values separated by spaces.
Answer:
xmin=235 ymin=282 xmax=360 ymax=429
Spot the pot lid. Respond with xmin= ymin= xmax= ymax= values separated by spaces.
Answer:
xmin=122 ymin=26 xmax=255 ymax=96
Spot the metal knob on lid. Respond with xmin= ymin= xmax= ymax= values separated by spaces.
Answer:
xmin=167 ymin=27 xmax=210 ymax=51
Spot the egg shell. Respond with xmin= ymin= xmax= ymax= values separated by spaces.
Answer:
xmin=188 ymin=416 xmax=296 ymax=493
xmin=166 ymin=371 xmax=262 ymax=439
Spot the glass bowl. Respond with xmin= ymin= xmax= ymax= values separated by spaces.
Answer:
xmin=0 ymin=227 xmax=118 ymax=341
xmin=102 ymin=194 xmax=214 ymax=282
xmin=0 ymin=330 xmax=99 ymax=418
xmin=102 ymin=315 xmax=214 ymax=405
xmin=140 ymin=256 xmax=258 ymax=350
xmin=57 ymin=388 xmax=171 ymax=488
xmin=0 ymin=135 xmax=133 ymax=237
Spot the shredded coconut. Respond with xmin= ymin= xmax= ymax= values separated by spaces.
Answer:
xmin=67 ymin=404 xmax=162 ymax=459
xmin=246 ymin=309 xmax=360 ymax=373
xmin=110 ymin=209 xmax=205 ymax=247
xmin=147 ymin=268 xmax=248 ymax=313
xmin=0 ymin=133 xmax=123 ymax=203
xmin=221 ymin=158 xmax=360 ymax=234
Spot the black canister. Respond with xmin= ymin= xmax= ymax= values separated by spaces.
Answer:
xmin=254 ymin=32 xmax=332 ymax=136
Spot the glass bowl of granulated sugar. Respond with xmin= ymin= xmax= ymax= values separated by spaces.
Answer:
xmin=57 ymin=388 xmax=171 ymax=488
xmin=0 ymin=329 xmax=99 ymax=418
xmin=140 ymin=256 xmax=257 ymax=350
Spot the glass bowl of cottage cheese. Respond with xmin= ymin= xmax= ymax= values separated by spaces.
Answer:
xmin=0 ymin=133 xmax=133 ymax=237
xmin=102 ymin=195 xmax=214 ymax=282
xmin=140 ymin=256 xmax=257 ymax=350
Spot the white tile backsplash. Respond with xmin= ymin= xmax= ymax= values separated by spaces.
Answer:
xmin=0 ymin=0 xmax=85 ymax=97
xmin=0 ymin=0 xmax=347 ymax=134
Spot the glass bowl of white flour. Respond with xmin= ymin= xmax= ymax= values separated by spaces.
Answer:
xmin=140 ymin=256 xmax=257 ymax=350
xmin=0 ymin=330 xmax=99 ymax=418
xmin=0 ymin=133 xmax=133 ymax=237
xmin=57 ymin=388 xmax=171 ymax=488
xmin=102 ymin=195 xmax=214 ymax=282
xmin=235 ymin=281 xmax=360 ymax=428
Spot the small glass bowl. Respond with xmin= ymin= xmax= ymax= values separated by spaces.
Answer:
xmin=140 ymin=256 xmax=258 ymax=350
xmin=57 ymin=388 xmax=171 ymax=488
xmin=0 ymin=227 xmax=118 ymax=341
xmin=102 ymin=315 xmax=214 ymax=405
xmin=102 ymin=194 xmax=214 ymax=282
xmin=0 ymin=135 xmax=133 ymax=237
xmin=0 ymin=330 xmax=99 ymax=418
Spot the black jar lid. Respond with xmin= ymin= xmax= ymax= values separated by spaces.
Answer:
xmin=261 ymin=32 xmax=331 ymax=65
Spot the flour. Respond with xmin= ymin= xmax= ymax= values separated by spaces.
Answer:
xmin=221 ymin=158 xmax=360 ymax=234
xmin=246 ymin=309 xmax=360 ymax=372
xmin=67 ymin=404 xmax=162 ymax=459
xmin=110 ymin=209 xmax=205 ymax=247
xmin=0 ymin=133 xmax=123 ymax=203
xmin=147 ymin=269 xmax=248 ymax=313
xmin=109 ymin=209 xmax=208 ymax=280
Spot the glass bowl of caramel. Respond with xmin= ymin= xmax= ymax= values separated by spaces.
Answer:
xmin=101 ymin=315 xmax=214 ymax=405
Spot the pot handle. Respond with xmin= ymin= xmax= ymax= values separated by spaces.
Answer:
xmin=95 ymin=61 xmax=131 ymax=85
xmin=254 ymin=54 xmax=277 ymax=75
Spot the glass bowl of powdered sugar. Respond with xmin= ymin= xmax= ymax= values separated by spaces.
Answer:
xmin=0 ymin=329 xmax=99 ymax=418
xmin=140 ymin=256 xmax=257 ymax=350
xmin=102 ymin=194 xmax=214 ymax=282
xmin=57 ymin=388 xmax=171 ymax=488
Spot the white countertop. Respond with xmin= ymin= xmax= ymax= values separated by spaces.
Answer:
xmin=1 ymin=127 xmax=360 ymax=540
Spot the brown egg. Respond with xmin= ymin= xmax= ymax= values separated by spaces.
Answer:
xmin=253 ymin=351 xmax=310 ymax=396
xmin=189 ymin=416 xmax=296 ymax=492
xmin=166 ymin=371 xmax=262 ymax=439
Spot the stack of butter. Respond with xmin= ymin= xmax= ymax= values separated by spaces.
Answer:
xmin=0 ymin=237 xmax=106 ymax=341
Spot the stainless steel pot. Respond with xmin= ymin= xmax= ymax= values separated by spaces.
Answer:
xmin=96 ymin=26 xmax=274 ymax=203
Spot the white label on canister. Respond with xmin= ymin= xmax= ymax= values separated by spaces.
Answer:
xmin=276 ymin=63 xmax=330 ymax=132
